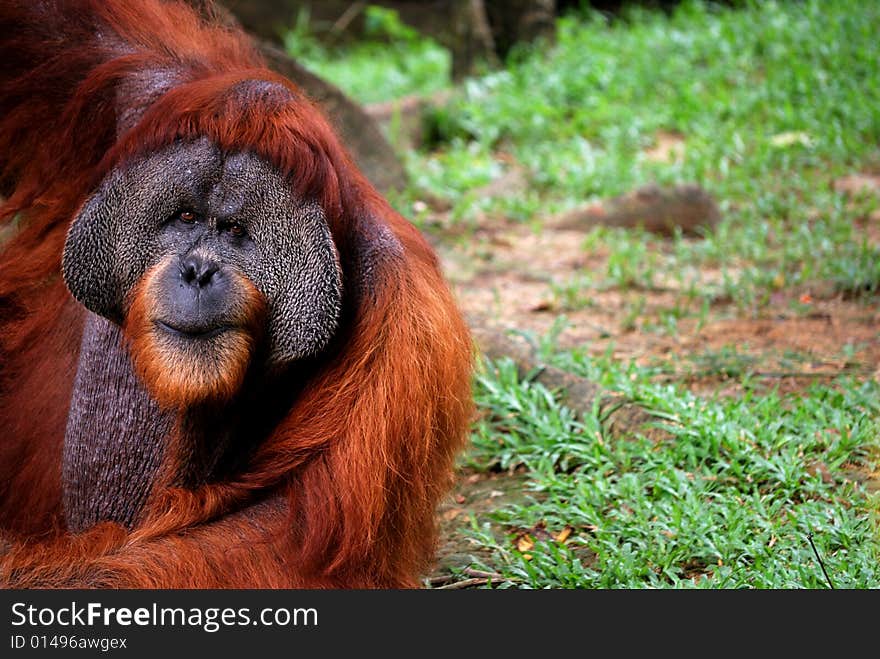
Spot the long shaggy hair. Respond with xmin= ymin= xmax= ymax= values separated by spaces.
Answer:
xmin=0 ymin=0 xmax=474 ymax=588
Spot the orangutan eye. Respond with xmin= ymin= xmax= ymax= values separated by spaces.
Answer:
xmin=226 ymin=222 xmax=246 ymax=238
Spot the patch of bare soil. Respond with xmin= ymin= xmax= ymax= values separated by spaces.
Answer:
xmin=439 ymin=222 xmax=880 ymax=395
xmin=427 ymin=468 xmax=532 ymax=584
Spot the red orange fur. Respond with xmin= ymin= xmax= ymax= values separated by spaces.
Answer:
xmin=125 ymin=257 xmax=268 ymax=409
xmin=0 ymin=0 xmax=474 ymax=588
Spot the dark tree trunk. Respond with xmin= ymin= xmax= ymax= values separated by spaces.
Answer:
xmin=216 ymin=1 xmax=560 ymax=80
xmin=484 ymin=0 xmax=557 ymax=60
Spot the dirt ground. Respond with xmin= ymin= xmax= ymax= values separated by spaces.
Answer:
xmin=424 ymin=187 xmax=880 ymax=585
xmin=440 ymin=223 xmax=880 ymax=387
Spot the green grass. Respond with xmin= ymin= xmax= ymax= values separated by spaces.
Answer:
xmin=405 ymin=0 xmax=880 ymax=311
xmin=284 ymin=6 xmax=451 ymax=104
xmin=466 ymin=356 xmax=880 ymax=588
xmin=292 ymin=1 xmax=880 ymax=588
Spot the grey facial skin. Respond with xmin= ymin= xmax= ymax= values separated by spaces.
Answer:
xmin=60 ymin=137 xmax=347 ymax=531
xmin=62 ymin=137 xmax=344 ymax=365
xmin=115 ymin=67 xmax=184 ymax=137
xmin=63 ymin=313 xmax=172 ymax=532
